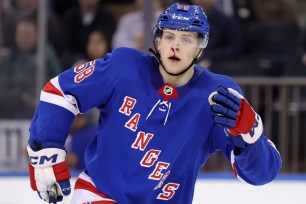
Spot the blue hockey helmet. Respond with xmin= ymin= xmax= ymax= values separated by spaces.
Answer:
xmin=153 ymin=3 xmax=210 ymax=48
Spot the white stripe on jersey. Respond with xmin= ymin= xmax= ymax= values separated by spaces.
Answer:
xmin=79 ymin=171 xmax=96 ymax=186
xmin=230 ymin=150 xmax=246 ymax=183
xmin=267 ymin=139 xmax=281 ymax=156
xmin=40 ymin=76 xmax=80 ymax=115
xmin=40 ymin=91 xmax=79 ymax=115
xmin=70 ymin=172 xmax=117 ymax=203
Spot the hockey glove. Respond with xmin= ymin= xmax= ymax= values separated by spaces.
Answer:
xmin=209 ymin=86 xmax=263 ymax=147
xmin=27 ymin=144 xmax=71 ymax=202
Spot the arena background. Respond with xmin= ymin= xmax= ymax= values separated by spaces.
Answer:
xmin=0 ymin=0 xmax=306 ymax=203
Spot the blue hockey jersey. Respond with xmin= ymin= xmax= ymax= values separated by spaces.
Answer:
xmin=29 ymin=47 xmax=282 ymax=204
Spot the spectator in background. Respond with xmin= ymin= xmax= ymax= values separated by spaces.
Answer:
xmin=12 ymin=0 xmax=63 ymax=55
xmin=50 ymin=0 xmax=78 ymax=19
xmin=72 ymin=28 xmax=111 ymax=67
xmin=62 ymin=0 xmax=116 ymax=68
xmin=66 ymin=112 xmax=98 ymax=171
xmin=231 ymin=0 xmax=258 ymax=25
xmin=0 ymin=0 xmax=16 ymax=50
xmin=86 ymin=29 xmax=111 ymax=60
xmin=191 ymin=0 xmax=242 ymax=68
xmin=112 ymin=0 xmax=163 ymax=50
xmin=0 ymin=18 xmax=61 ymax=119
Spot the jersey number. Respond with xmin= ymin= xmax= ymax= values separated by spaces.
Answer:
xmin=74 ymin=60 xmax=95 ymax=83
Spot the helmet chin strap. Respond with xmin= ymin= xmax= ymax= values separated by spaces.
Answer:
xmin=149 ymin=45 xmax=203 ymax=77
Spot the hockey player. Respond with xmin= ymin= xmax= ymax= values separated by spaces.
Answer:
xmin=27 ymin=2 xmax=282 ymax=204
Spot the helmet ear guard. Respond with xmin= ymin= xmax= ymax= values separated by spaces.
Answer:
xmin=198 ymin=33 xmax=209 ymax=49
xmin=152 ymin=26 xmax=163 ymax=39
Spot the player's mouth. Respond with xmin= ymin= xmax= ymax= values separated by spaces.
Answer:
xmin=168 ymin=56 xmax=181 ymax=63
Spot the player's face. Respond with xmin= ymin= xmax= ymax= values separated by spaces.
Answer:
xmin=158 ymin=29 xmax=201 ymax=75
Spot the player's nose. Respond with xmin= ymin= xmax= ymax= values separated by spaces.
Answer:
xmin=171 ymin=40 xmax=180 ymax=51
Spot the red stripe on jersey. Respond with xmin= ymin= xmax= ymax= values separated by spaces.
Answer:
xmin=75 ymin=178 xmax=115 ymax=202
xmin=43 ymin=81 xmax=63 ymax=96
xmin=232 ymin=162 xmax=238 ymax=177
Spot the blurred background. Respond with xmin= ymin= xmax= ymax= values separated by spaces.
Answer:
xmin=0 ymin=0 xmax=306 ymax=176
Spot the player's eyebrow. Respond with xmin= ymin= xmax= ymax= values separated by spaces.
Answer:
xmin=163 ymin=30 xmax=175 ymax=35
xmin=181 ymin=33 xmax=194 ymax=37
xmin=164 ymin=30 xmax=195 ymax=38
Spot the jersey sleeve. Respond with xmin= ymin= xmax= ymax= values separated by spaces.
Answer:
xmin=209 ymin=125 xmax=281 ymax=185
xmin=29 ymin=53 xmax=116 ymax=147
xmin=208 ymin=78 xmax=282 ymax=185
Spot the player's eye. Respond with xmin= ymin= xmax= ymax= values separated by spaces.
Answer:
xmin=182 ymin=37 xmax=196 ymax=45
xmin=164 ymin=35 xmax=174 ymax=41
xmin=182 ymin=38 xmax=191 ymax=44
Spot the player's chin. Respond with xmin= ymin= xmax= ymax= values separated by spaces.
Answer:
xmin=165 ymin=60 xmax=183 ymax=69
xmin=165 ymin=67 xmax=185 ymax=75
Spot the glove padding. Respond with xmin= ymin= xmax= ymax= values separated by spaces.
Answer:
xmin=27 ymin=146 xmax=71 ymax=202
xmin=209 ymin=86 xmax=263 ymax=144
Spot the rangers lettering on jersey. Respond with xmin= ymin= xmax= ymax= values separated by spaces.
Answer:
xmin=131 ymin=131 xmax=154 ymax=151
xmin=118 ymin=96 xmax=180 ymax=200
xmin=119 ymin=96 xmax=136 ymax=116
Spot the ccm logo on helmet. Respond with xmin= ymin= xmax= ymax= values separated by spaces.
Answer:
xmin=30 ymin=154 xmax=59 ymax=165
xmin=172 ymin=14 xmax=189 ymax=20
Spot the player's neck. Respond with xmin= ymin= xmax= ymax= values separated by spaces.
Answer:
xmin=159 ymin=66 xmax=194 ymax=87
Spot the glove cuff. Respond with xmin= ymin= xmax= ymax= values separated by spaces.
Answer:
xmin=240 ymin=113 xmax=263 ymax=144
xmin=28 ymin=139 xmax=65 ymax=151
xmin=227 ymin=113 xmax=263 ymax=145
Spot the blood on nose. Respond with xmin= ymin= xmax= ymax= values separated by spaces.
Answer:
xmin=171 ymin=48 xmax=176 ymax=57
